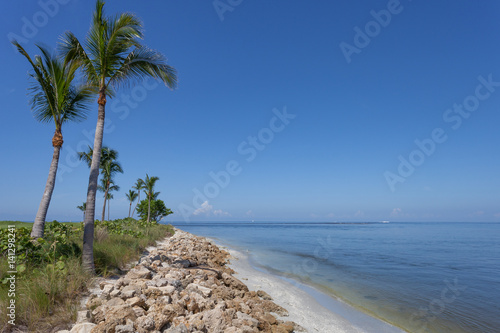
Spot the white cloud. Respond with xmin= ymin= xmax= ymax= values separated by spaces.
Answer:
xmin=193 ymin=201 xmax=231 ymax=217
xmin=213 ymin=209 xmax=231 ymax=217
xmin=391 ymin=208 xmax=402 ymax=217
xmin=326 ymin=213 xmax=335 ymax=218
xmin=193 ymin=201 xmax=213 ymax=216
xmin=246 ymin=210 xmax=253 ymax=217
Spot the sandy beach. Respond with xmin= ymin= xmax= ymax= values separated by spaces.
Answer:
xmin=222 ymin=245 xmax=406 ymax=333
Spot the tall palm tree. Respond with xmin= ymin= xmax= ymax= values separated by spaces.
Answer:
xmin=77 ymin=202 xmax=87 ymax=221
xmin=143 ymin=174 xmax=160 ymax=224
xmin=60 ymin=0 xmax=177 ymax=272
xmin=132 ymin=178 xmax=144 ymax=217
xmin=126 ymin=190 xmax=138 ymax=218
xmin=98 ymin=178 xmax=119 ymax=221
xmin=12 ymin=41 xmax=92 ymax=239
xmin=99 ymin=159 xmax=123 ymax=221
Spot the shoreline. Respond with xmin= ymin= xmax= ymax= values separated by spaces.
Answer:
xmin=212 ymin=239 xmax=406 ymax=333
xmin=61 ymin=228 xmax=301 ymax=332
xmin=59 ymin=227 xmax=406 ymax=333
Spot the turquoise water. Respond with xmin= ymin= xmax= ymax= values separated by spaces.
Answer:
xmin=171 ymin=222 xmax=500 ymax=333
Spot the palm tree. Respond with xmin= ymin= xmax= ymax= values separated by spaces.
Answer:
xmin=77 ymin=202 xmax=87 ymax=221
xmin=132 ymin=178 xmax=144 ymax=217
xmin=126 ymin=190 xmax=138 ymax=218
xmin=78 ymin=146 xmax=122 ymax=221
xmin=99 ymin=159 xmax=123 ymax=221
xmin=60 ymin=0 xmax=177 ymax=272
xmin=98 ymin=178 xmax=119 ymax=221
xmin=12 ymin=41 xmax=92 ymax=239
xmin=78 ymin=145 xmax=118 ymax=169
xmin=143 ymin=174 xmax=160 ymax=224
xmin=106 ymin=192 xmax=113 ymax=221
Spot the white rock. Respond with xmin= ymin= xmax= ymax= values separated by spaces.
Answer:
xmin=127 ymin=266 xmax=152 ymax=279
xmin=69 ymin=323 xmax=96 ymax=333
xmin=159 ymin=285 xmax=176 ymax=295
xmin=76 ymin=310 xmax=89 ymax=323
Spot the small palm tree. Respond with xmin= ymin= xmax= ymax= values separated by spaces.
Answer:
xmin=132 ymin=178 xmax=144 ymax=217
xmin=99 ymin=159 xmax=123 ymax=221
xmin=77 ymin=202 xmax=87 ymax=221
xmin=106 ymin=192 xmax=113 ymax=221
xmin=78 ymin=145 xmax=118 ymax=169
xmin=143 ymin=174 xmax=160 ymax=224
xmin=60 ymin=0 xmax=177 ymax=272
xmin=98 ymin=178 xmax=119 ymax=221
xmin=12 ymin=41 xmax=92 ymax=239
xmin=78 ymin=146 xmax=122 ymax=221
xmin=126 ymin=190 xmax=138 ymax=218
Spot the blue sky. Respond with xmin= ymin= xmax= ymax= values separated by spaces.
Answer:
xmin=1 ymin=0 xmax=499 ymax=222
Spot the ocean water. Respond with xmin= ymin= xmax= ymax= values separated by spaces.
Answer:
xmin=170 ymin=222 xmax=500 ymax=333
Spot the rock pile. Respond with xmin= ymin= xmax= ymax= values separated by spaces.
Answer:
xmin=71 ymin=229 xmax=299 ymax=333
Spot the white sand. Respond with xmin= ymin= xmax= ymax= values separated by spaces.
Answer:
xmin=224 ymin=246 xmax=406 ymax=333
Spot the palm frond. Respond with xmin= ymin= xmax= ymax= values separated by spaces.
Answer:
xmin=108 ymin=184 xmax=120 ymax=192
xmin=78 ymin=145 xmax=94 ymax=168
xmin=126 ymin=190 xmax=138 ymax=202
xmin=152 ymin=191 xmax=160 ymax=200
xmin=109 ymin=46 xmax=177 ymax=89
xmin=106 ymin=12 xmax=143 ymax=56
xmin=14 ymin=40 xmax=92 ymax=132
xmin=59 ymin=31 xmax=99 ymax=87
xmin=134 ymin=178 xmax=145 ymax=190
xmin=61 ymin=85 xmax=95 ymax=124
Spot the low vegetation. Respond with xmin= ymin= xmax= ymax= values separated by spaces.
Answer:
xmin=0 ymin=219 xmax=174 ymax=332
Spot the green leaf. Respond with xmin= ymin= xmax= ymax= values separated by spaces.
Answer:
xmin=17 ymin=264 xmax=26 ymax=273
xmin=55 ymin=261 xmax=65 ymax=270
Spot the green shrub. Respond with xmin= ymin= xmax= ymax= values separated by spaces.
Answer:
xmin=0 ymin=218 xmax=174 ymax=331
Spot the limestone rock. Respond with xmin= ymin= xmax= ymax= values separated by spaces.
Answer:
xmin=126 ymin=266 xmax=152 ymax=280
xmin=163 ymin=323 xmax=188 ymax=333
xmin=134 ymin=315 xmax=155 ymax=333
xmin=68 ymin=323 xmax=96 ymax=333
xmin=70 ymin=229 xmax=298 ymax=333
xmin=76 ymin=310 xmax=90 ymax=323
xmin=257 ymin=290 xmax=273 ymax=300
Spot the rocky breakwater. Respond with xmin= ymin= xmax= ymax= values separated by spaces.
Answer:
xmin=82 ymin=229 xmax=300 ymax=333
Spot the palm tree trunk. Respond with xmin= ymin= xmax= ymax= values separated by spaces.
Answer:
xmin=82 ymin=92 xmax=106 ymax=273
xmin=132 ymin=192 xmax=140 ymax=218
xmin=147 ymin=193 xmax=151 ymax=223
xmin=31 ymin=143 xmax=61 ymax=239
xmin=128 ymin=202 xmax=132 ymax=218
xmin=107 ymin=199 xmax=110 ymax=221
xmin=101 ymin=182 xmax=109 ymax=222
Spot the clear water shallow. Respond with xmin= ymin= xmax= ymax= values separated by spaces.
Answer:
xmin=170 ymin=222 xmax=500 ymax=333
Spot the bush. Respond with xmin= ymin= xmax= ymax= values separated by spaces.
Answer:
xmin=136 ymin=199 xmax=173 ymax=223
xmin=0 ymin=219 xmax=174 ymax=331
xmin=0 ymin=221 xmax=80 ymax=273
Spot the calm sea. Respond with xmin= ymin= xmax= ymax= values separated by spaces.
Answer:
xmin=170 ymin=222 xmax=500 ymax=333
